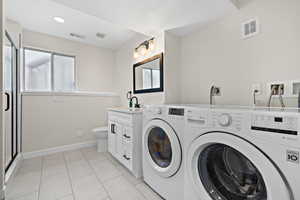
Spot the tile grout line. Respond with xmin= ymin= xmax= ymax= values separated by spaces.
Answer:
xmin=80 ymin=149 xmax=113 ymax=200
xmin=37 ymin=157 xmax=45 ymax=200
xmin=105 ymin=154 xmax=150 ymax=200
xmin=62 ymin=152 xmax=77 ymax=200
xmin=135 ymin=185 xmax=150 ymax=200
xmin=86 ymin=150 xmax=149 ymax=200
xmin=108 ymin=154 xmax=163 ymax=200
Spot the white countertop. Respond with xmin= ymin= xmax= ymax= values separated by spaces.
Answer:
xmin=107 ymin=107 xmax=143 ymax=114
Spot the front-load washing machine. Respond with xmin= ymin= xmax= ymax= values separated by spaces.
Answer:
xmin=184 ymin=106 xmax=300 ymax=200
xmin=143 ymin=105 xmax=185 ymax=200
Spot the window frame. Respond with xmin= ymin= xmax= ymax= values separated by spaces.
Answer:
xmin=23 ymin=47 xmax=77 ymax=92
xmin=133 ymin=53 xmax=164 ymax=94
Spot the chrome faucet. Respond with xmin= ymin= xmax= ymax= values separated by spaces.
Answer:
xmin=267 ymin=85 xmax=285 ymax=108
xmin=210 ymin=85 xmax=220 ymax=105
xmin=130 ymin=96 xmax=140 ymax=108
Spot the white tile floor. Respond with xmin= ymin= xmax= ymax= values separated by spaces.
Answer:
xmin=6 ymin=147 xmax=163 ymax=200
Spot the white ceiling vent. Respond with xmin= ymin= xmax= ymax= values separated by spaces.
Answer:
xmin=70 ymin=33 xmax=86 ymax=39
xmin=96 ymin=32 xmax=106 ymax=39
xmin=242 ymin=18 xmax=259 ymax=39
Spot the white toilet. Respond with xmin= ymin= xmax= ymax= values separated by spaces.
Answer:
xmin=92 ymin=126 xmax=108 ymax=152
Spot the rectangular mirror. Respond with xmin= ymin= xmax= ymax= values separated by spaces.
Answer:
xmin=133 ymin=53 xmax=163 ymax=94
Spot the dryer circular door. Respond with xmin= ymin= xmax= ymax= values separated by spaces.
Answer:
xmin=144 ymin=119 xmax=182 ymax=178
xmin=187 ymin=132 xmax=291 ymax=200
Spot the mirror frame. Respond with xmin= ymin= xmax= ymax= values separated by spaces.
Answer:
xmin=133 ymin=53 xmax=164 ymax=94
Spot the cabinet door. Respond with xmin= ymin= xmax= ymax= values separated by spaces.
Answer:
xmin=121 ymin=126 xmax=133 ymax=169
xmin=116 ymin=124 xmax=124 ymax=160
xmin=123 ymin=126 xmax=132 ymax=141
xmin=108 ymin=121 xmax=117 ymax=156
xmin=122 ymin=139 xmax=132 ymax=170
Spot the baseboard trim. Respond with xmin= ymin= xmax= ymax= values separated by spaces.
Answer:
xmin=22 ymin=141 xmax=97 ymax=159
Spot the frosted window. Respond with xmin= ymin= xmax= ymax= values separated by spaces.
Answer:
xmin=142 ymin=68 xmax=160 ymax=89
xmin=24 ymin=49 xmax=51 ymax=91
xmin=152 ymin=69 xmax=160 ymax=88
xmin=53 ymin=55 xmax=75 ymax=91
xmin=24 ymin=48 xmax=76 ymax=92
xmin=143 ymin=69 xmax=152 ymax=89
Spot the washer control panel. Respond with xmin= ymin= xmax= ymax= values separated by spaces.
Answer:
xmin=145 ymin=107 xmax=163 ymax=115
xmin=212 ymin=112 xmax=243 ymax=131
xmin=218 ymin=113 xmax=232 ymax=127
xmin=251 ymin=114 xmax=298 ymax=135
xmin=186 ymin=109 xmax=209 ymax=128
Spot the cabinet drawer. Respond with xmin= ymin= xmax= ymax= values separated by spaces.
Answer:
xmin=108 ymin=111 xmax=133 ymax=126
xmin=126 ymin=142 xmax=132 ymax=160
xmin=123 ymin=126 xmax=133 ymax=141
xmin=122 ymin=140 xmax=132 ymax=170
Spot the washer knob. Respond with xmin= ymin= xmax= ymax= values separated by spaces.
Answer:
xmin=218 ymin=113 xmax=232 ymax=127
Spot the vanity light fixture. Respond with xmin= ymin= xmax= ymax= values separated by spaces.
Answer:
xmin=139 ymin=44 xmax=147 ymax=56
xmin=133 ymin=49 xmax=139 ymax=58
xmin=148 ymin=39 xmax=155 ymax=51
xmin=133 ymin=37 xmax=155 ymax=58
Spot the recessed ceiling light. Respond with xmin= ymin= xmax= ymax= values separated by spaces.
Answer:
xmin=53 ymin=17 xmax=65 ymax=23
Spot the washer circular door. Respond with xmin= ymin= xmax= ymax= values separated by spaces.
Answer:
xmin=144 ymin=119 xmax=182 ymax=178
xmin=187 ymin=132 xmax=291 ymax=200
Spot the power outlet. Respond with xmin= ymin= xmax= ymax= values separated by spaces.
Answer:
xmin=252 ymin=83 xmax=262 ymax=95
xmin=212 ymin=87 xmax=221 ymax=96
xmin=270 ymin=84 xmax=284 ymax=95
xmin=76 ymin=129 xmax=84 ymax=137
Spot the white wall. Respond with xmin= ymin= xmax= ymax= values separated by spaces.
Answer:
xmin=164 ymin=32 xmax=181 ymax=104
xmin=180 ymin=0 xmax=300 ymax=107
xmin=113 ymin=32 xmax=165 ymax=107
xmin=23 ymin=30 xmax=115 ymax=92
xmin=21 ymin=30 xmax=120 ymax=153
xmin=5 ymin=19 xmax=21 ymax=48
xmin=22 ymin=94 xmax=119 ymax=153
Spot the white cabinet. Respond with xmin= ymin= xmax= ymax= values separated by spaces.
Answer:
xmin=108 ymin=122 xmax=115 ymax=154
xmin=107 ymin=109 xmax=143 ymax=178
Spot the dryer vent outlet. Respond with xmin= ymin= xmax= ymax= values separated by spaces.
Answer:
xmin=242 ymin=18 xmax=259 ymax=39
xmin=270 ymin=84 xmax=284 ymax=95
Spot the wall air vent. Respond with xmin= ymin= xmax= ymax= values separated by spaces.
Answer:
xmin=70 ymin=33 xmax=86 ymax=40
xmin=96 ymin=32 xmax=106 ymax=39
xmin=242 ymin=18 xmax=259 ymax=39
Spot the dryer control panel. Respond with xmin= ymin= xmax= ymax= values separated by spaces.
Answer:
xmin=251 ymin=114 xmax=298 ymax=135
xmin=186 ymin=109 xmax=210 ymax=128
xmin=169 ymin=108 xmax=185 ymax=116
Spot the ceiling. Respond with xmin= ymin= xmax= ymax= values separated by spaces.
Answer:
xmin=6 ymin=0 xmax=237 ymax=49
xmin=5 ymin=0 xmax=141 ymax=49
xmin=51 ymin=0 xmax=237 ymax=35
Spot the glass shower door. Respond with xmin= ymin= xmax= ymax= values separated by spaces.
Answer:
xmin=4 ymin=32 xmax=18 ymax=172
